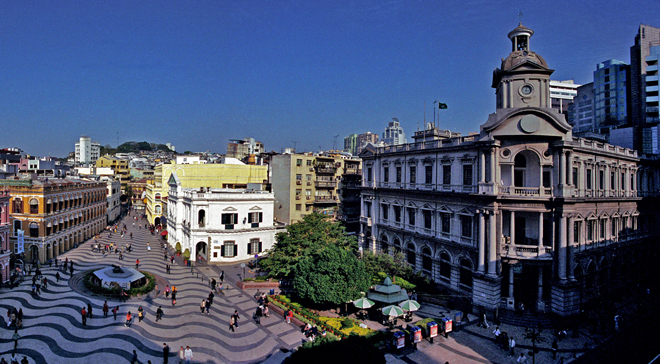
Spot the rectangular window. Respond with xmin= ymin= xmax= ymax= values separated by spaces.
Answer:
xmin=381 ymin=204 xmax=388 ymax=220
xmin=296 ymin=159 xmax=302 ymax=166
xmin=409 ymin=166 xmax=416 ymax=184
xmin=407 ymin=208 xmax=415 ymax=226
xmin=587 ymin=221 xmax=594 ymax=241
xmin=543 ymin=170 xmax=551 ymax=188
xmin=423 ymin=210 xmax=432 ymax=229
xmin=383 ymin=167 xmax=389 ymax=183
xmin=599 ymin=220 xmax=606 ymax=240
xmin=367 ymin=167 xmax=373 ymax=182
xmin=296 ymin=174 xmax=302 ymax=180
xmin=611 ymin=218 xmax=617 ymax=237
xmin=443 ymin=165 xmax=451 ymax=185
xmin=295 ymin=204 xmax=301 ymax=211
xmin=611 ymin=172 xmax=616 ymax=190
xmin=460 ymin=215 xmax=472 ymax=238
xmin=621 ymin=172 xmax=625 ymax=190
xmin=599 ymin=170 xmax=604 ymax=189
xmin=393 ymin=206 xmax=401 ymax=222
xmin=365 ymin=202 xmax=371 ymax=217
xmin=247 ymin=238 xmax=262 ymax=255
xmin=396 ymin=167 xmax=402 ymax=183
xmin=306 ymin=160 xmax=312 ymax=166
xmin=462 ymin=165 xmax=473 ymax=185
xmin=425 ymin=166 xmax=432 ymax=184
xmin=573 ymin=168 xmax=579 ymax=187
xmin=221 ymin=241 xmax=237 ymax=257
xmin=248 ymin=212 xmax=263 ymax=228
xmin=573 ymin=222 xmax=580 ymax=243
xmin=441 ymin=213 xmax=451 ymax=233
xmin=221 ymin=213 xmax=238 ymax=230
xmin=586 ymin=169 xmax=592 ymax=189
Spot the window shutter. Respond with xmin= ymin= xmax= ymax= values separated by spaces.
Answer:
xmin=247 ymin=243 xmax=252 ymax=255
xmin=258 ymin=241 xmax=262 ymax=253
xmin=259 ymin=212 xmax=263 ymax=223
xmin=233 ymin=244 xmax=238 ymax=257
xmin=248 ymin=213 xmax=253 ymax=223
xmin=221 ymin=245 xmax=226 ymax=257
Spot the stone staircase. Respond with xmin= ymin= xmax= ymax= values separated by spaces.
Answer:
xmin=498 ymin=308 xmax=554 ymax=329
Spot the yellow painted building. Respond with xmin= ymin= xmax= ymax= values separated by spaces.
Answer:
xmin=96 ymin=155 xmax=130 ymax=192
xmin=145 ymin=161 xmax=268 ymax=226
xmin=1 ymin=178 xmax=107 ymax=262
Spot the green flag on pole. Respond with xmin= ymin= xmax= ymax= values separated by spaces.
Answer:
xmin=438 ymin=103 xmax=448 ymax=109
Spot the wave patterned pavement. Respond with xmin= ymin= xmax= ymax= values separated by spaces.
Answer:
xmin=0 ymin=215 xmax=304 ymax=364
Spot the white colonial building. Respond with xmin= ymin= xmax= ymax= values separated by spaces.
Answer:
xmin=359 ymin=24 xmax=653 ymax=317
xmin=166 ymin=172 xmax=280 ymax=263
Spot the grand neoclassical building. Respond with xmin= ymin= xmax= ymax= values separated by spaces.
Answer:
xmin=359 ymin=24 xmax=654 ymax=316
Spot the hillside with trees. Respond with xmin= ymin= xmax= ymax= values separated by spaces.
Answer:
xmin=100 ymin=141 xmax=173 ymax=155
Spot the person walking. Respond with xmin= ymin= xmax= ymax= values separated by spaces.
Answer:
xmin=156 ymin=306 xmax=164 ymax=322
xmin=205 ymin=298 xmax=211 ymax=315
xmin=103 ymin=301 xmax=109 ymax=317
xmin=130 ymin=350 xmax=138 ymax=364
xmin=163 ymin=343 xmax=170 ymax=364
xmin=112 ymin=306 xmax=119 ymax=321
xmin=12 ymin=329 xmax=20 ymax=350
xmin=137 ymin=306 xmax=144 ymax=322
xmin=165 ymin=285 xmax=170 ymax=298
xmin=200 ymin=299 xmax=206 ymax=314
xmin=517 ymin=352 xmax=527 ymax=363
xmin=220 ymin=271 xmax=224 ymax=283
xmin=229 ymin=314 xmax=236 ymax=332
xmin=81 ymin=307 xmax=87 ymax=326
xmin=125 ymin=311 xmax=132 ymax=327
xmin=178 ymin=347 xmax=185 ymax=364
xmin=552 ymin=338 xmax=558 ymax=359
xmin=232 ymin=310 xmax=240 ymax=328
xmin=509 ymin=336 xmax=516 ymax=356
xmin=166 ymin=263 xmax=170 ymax=274
xmin=55 ymin=272 xmax=60 ymax=282
xmin=87 ymin=303 xmax=93 ymax=318
xmin=184 ymin=346 xmax=193 ymax=364
xmin=211 ymin=278 xmax=217 ymax=293
xmin=135 ymin=259 xmax=140 ymax=269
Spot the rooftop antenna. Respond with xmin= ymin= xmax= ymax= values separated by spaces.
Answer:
xmin=291 ymin=141 xmax=299 ymax=151
xmin=331 ymin=135 xmax=339 ymax=151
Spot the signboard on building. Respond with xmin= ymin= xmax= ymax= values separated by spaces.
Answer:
xmin=16 ymin=230 xmax=24 ymax=254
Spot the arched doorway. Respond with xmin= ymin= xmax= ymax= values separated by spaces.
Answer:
xmin=196 ymin=241 xmax=207 ymax=264
xmin=45 ymin=244 xmax=52 ymax=261
xmin=30 ymin=245 xmax=39 ymax=262
xmin=154 ymin=217 xmax=161 ymax=226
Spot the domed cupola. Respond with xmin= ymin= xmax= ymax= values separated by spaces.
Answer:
xmin=492 ymin=23 xmax=554 ymax=110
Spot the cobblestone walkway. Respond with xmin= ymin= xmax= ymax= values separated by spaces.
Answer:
xmin=0 ymin=214 xmax=304 ymax=364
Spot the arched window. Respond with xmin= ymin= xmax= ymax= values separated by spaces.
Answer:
xmin=29 ymin=222 xmax=39 ymax=238
xmin=380 ymin=235 xmax=388 ymax=254
xmin=29 ymin=199 xmax=39 ymax=214
xmin=155 ymin=193 xmax=161 ymax=201
xmin=13 ymin=220 xmax=21 ymax=234
xmin=46 ymin=198 xmax=52 ymax=214
xmin=406 ymin=243 xmax=416 ymax=266
xmin=440 ymin=252 xmax=451 ymax=280
xmin=393 ymin=238 xmax=401 ymax=254
xmin=422 ymin=247 xmax=432 ymax=273
xmin=459 ymin=258 xmax=473 ymax=288
xmin=198 ymin=210 xmax=206 ymax=227
xmin=13 ymin=198 xmax=22 ymax=214
xmin=514 ymin=154 xmax=527 ymax=187
xmin=155 ymin=205 xmax=161 ymax=214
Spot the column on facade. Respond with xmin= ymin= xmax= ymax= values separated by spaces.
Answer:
xmin=478 ymin=211 xmax=485 ymax=273
xmin=568 ymin=216 xmax=575 ymax=280
xmin=510 ymin=211 xmax=515 ymax=246
xmin=488 ymin=211 xmax=497 ymax=276
xmin=508 ymin=262 xmax=515 ymax=299
xmin=479 ymin=151 xmax=486 ymax=183
xmin=558 ymin=214 xmax=567 ymax=281
xmin=510 ymin=164 xmax=515 ymax=188
xmin=489 ymin=149 xmax=496 ymax=184
xmin=537 ymin=212 xmax=544 ymax=250
xmin=559 ymin=150 xmax=566 ymax=186
xmin=567 ymin=152 xmax=573 ymax=186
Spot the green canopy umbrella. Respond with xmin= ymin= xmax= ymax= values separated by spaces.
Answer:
xmin=398 ymin=300 xmax=421 ymax=312
xmin=382 ymin=305 xmax=404 ymax=317
xmin=353 ymin=297 xmax=375 ymax=309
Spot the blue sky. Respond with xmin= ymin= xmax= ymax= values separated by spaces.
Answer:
xmin=0 ymin=0 xmax=658 ymax=157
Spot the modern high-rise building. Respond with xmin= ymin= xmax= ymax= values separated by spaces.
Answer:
xmin=645 ymin=46 xmax=660 ymax=125
xmin=569 ymin=82 xmax=594 ymax=134
xmin=74 ymin=136 xmax=100 ymax=166
xmin=630 ymin=24 xmax=660 ymax=126
xmin=593 ymin=60 xmax=630 ymax=133
xmin=357 ymin=132 xmax=379 ymax=155
xmin=344 ymin=134 xmax=358 ymax=156
xmin=382 ymin=119 xmax=407 ymax=145
xmin=549 ymin=80 xmax=580 ymax=118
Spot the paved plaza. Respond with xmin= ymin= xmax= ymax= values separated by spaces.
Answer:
xmin=0 ymin=214 xmax=305 ymax=364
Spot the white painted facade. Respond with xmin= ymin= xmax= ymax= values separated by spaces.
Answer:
xmin=167 ymin=173 xmax=279 ymax=263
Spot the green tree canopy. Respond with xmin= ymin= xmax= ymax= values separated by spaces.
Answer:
xmin=293 ymin=243 xmax=371 ymax=306
xmin=259 ymin=213 xmax=357 ymax=279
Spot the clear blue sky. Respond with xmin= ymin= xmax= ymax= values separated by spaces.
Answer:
xmin=0 ymin=0 xmax=658 ymax=157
